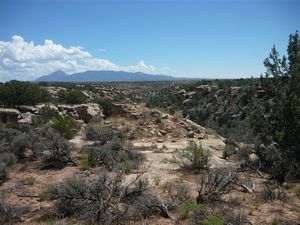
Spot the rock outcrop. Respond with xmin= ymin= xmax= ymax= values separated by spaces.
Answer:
xmin=1 ymin=103 xmax=104 ymax=124
xmin=0 ymin=108 xmax=20 ymax=123
xmin=57 ymin=103 xmax=104 ymax=123
xmin=112 ymin=103 xmax=142 ymax=119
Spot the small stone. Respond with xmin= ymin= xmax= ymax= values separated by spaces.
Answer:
xmin=159 ymin=130 xmax=167 ymax=136
xmin=162 ymin=114 xmax=168 ymax=119
xmin=187 ymin=131 xmax=194 ymax=138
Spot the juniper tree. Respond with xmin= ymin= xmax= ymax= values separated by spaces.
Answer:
xmin=252 ymin=31 xmax=300 ymax=182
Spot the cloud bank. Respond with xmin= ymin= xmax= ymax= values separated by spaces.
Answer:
xmin=0 ymin=36 xmax=171 ymax=82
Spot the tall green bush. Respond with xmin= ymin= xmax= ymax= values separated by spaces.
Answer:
xmin=251 ymin=31 xmax=300 ymax=182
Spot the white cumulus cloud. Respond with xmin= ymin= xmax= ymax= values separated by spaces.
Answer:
xmin=0 ymin=35 xmax=171 ymax=81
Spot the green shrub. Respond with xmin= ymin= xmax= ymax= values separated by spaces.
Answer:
xmin=80 ymin=159 xmax=95 ymax=170
xmin=202 ymin=215 xmax=223 ymax=225
xmin=169 ymin=141 xmax=211 ymax=172
xmin=50 ymin=116 xmax=80 ymax=139
xmin=96 ymin=97 xmax=112 ymax=118
xmin=85 ymin=124 xmax=113 ymax=144
xmin=179 ymin=202 xmax=206 ymax=219
xmin=155 ymin=116 xmax=161 ymax=124
xmin=116 ymin=160 xmax=134 ymax=173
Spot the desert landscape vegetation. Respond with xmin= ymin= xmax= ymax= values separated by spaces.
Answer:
xmin=1 ymin=0 xmax=300 ymax=224
xmin=0 ymin=31 xmax=300 ymax=225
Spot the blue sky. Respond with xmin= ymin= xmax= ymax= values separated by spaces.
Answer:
xmin=0 ymin=0 xmax=299 ymax=80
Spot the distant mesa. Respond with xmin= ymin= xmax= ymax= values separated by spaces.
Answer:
xmin=35 ymin=70 xmax=177 ymax=82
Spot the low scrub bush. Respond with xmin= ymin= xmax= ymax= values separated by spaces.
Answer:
xmin=24 ymin=176 xmax=36 ymax=186
xmin=169 ymin=141 xmax=211 ymax=172
xmin=155 ymin=116 xmax=162 ymax=124
xmin=34 ymin=106 xmax=60 ymax=125
xmin=82 ymin=137 xmax=142 ymax=173
xmin=79 ymin=159 xmax=95 ymax=170
xmin=0 ymin=195 xmax=19 ymax=224
xmin=179 ymin=202 xmax=207 ymax=220
xmin=85 ymin=124 xmax=113 ymax=144
xmin=9 ymin=134 xmax=31 ymax=160
xmin=40 ymin=128 xmax=73 ymax=169
xmin=44 ymin=169 xmax=166 ymax=225
xmin=0 ymin=153 xmax=16 ymax=167
xmin=0 ymin=163 xmax=8 ymax=183
xmin=202 ymin=215 xmax=223 ymax=225
xmin=236 ymin=145 xmax=251 ymax=160
xmin=172 ymin=110 xmax=183 ymax=122
xmin=224 ymin=210 xmax=248 ymax=225
xmin=196 ymin=168 xmax=238 ymax=204
xmin=0 ymin=126 xmax=73 ymax=169
xmin=261 ymin=182 xmax=287 ymax=202
xmin=169 ymin=184 xmax=190 ymax=208
xmin=222 ymin=144 xmax=236 ymax=159
xmin=50 ymin=116 xmax=80 ymax=139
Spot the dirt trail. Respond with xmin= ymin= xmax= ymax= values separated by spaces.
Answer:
xmin=131 ymin=136 xmax=235 ymax=185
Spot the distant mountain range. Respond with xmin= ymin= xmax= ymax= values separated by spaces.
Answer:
xmin=35 ymin=70 xmax=178 ymax=82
